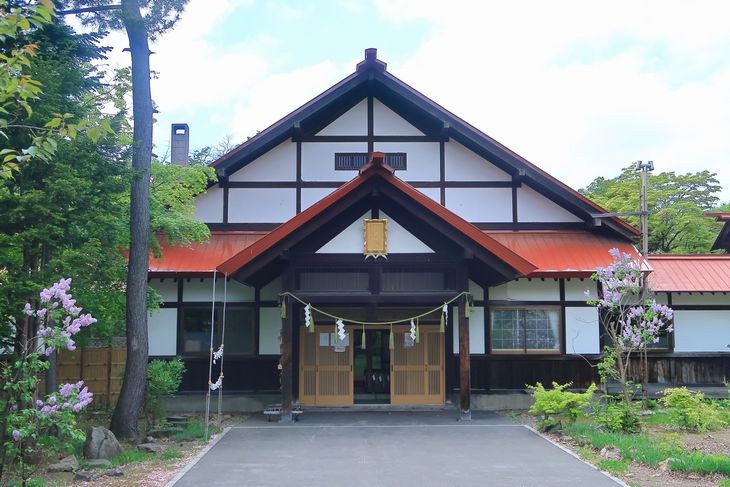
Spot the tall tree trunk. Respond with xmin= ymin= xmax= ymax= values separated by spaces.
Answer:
xmin=110 ymin=0 xmax=152 ymax=440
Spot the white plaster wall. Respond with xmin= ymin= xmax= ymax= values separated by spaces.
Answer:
xmin=674 ymin=310 xmax=730 ymax=352
xmin=373 ymin=142 xmax=440 ymax=181
xmin=183 ymin=278 xmax=254 ymax=302
xmin=193 ymin=186 xmax=223 ymax=223
xmin=517 ymin=185 xmax=582 ymax=223
xmin=317 ymin=212 xmax=370 ymax=254
xmin=260 ymin=276 xmax=282 ymax=302
xmin=469 ymin=279 xmax=484 ymax=300
xmin=564 ymin=279 xmax=597 ymax=301
xmin=490 ymin=279 xmax=561 ymax=301
xmin=444 ymin=141 xmax=511 ymax=181
xmin=228 ymin=188 xmax=296 ymax=223
xmin=259 ymin=307 xmax=282 ymax=355
xmin=317 ymin=99 xmax=368 ymax=136
xmin=373 ymin=98 xmax=424 ymax=136
xmin=415 ymin=186 xmax=441 ymax=203
xmin=148 ymin=308 xmax=177 ymax=356
xmin=150 ymin=278 xmax=178 ymax=303
xmin=228 ymin=142 xmax=296 ymax=182
xmin=452 ymin=307 xmax=485 ymax=354
xmin=302 ymin=142 xmax=368 ymax=182
xmin=445 ymin=188 xmax=512 ymax=222
xmin=671 ymin=294 xmax=730 ymax=305
xmin=564 ymin=307 xmax=600 ymax=354
xmin=317 ymin=211 xmax=434 ymax=254
xmin=300 ymin=187 xmax=336 ymax=211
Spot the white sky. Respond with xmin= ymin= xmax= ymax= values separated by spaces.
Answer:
xmin=96 ymin=0 xmax=730 ymax=202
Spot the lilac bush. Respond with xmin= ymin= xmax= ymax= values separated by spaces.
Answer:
xmin=589 ymin=249 xmax=674 ymax=430
xmin=1 ymin=278 xmax=96 ymax=484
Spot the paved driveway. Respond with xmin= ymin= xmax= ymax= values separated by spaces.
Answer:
xmin=171 ymin=410 xmax=621 ymax=487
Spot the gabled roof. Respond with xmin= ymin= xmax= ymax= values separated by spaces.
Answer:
xmin=217 ymin=153 xmax=537 ymax=278
xmin=706 ymin=213 xmax=730 ymax=252
xmin=210 ymin=48 xmax=639 ymax=240
xmin=648 ymin=254 xmax=730 ymax=292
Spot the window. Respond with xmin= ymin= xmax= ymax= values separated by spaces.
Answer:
xmin=381 ymin=270 xmax=448 ymax=291
xmin=335 ymin=152 xmax=407 ymax=170
xmin=491 ymin=308 xmax=561 ymax=353
xmin=298 ymin=270 xmax=369 ymax=291
xmin=181 ymin=306 xmax=255 ymax=355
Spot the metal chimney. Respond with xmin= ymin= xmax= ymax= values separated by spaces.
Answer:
xmin=171 ymin=123 xmax=189 ymax=165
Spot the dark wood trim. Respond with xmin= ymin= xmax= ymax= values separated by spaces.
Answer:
xmin=559 ymin=279 xmax=567 ymax=354
xmin=280 ymin=267 xmax=294 ymax=420
xmin=367 ymin=94 xmax=374 ymax=153
xmin=483 ymin=286 xmax=490 ymax=364
xmin=669 ymin=305 xmax=730 ymax=310
xmin=224 ymin=180 xmax=519 ymax=189
xmin=296 ymin=135 xmax=443 ymax=143
xmin=254 ymin=286 xmax=261 ymax=355
xmin=176 ymin=278 xmax=183 ymax=355
xmin=458 ymin=264 xmax=471 ymax=417
xmin=487 ymin=299 xmax=593 ymax=307
xmin=511 ymin=186 xmax=518 ymax=223
xmin=223 ymin=186 xmax=229 ymax=224
xmin=439 ymin=141 xmax=445 ymax=205
xmin=296 ymin=141 xmax=302 ymax=214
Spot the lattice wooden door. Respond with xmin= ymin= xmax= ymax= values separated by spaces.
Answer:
xmin=299 ymin=326 xmax=353 ymax=405
xmin=391 ymin=326 xmax=444 ymax=405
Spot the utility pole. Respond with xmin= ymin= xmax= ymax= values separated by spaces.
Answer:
xmin=635 ymin=160 xmax=654 ymax=260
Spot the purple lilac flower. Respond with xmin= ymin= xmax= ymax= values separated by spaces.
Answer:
xmin=36 ymin=400 xmax=43 ymax=407
xmin=44 ymin=346 xmax=54 ymax=356
xmin=12 ymin=430 xmax=20 ymax=441
xmin=59 ymin=383 xmax=74 ymax=397
xmin=67 ymin=339 xmax=76 ymax=351
xmin=48 ymin=396 xmax=56 ymax=405
xmin=24 ymin=303 xmax=32 ymax=316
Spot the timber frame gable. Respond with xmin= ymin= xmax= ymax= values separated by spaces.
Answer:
xmin=210 ymin=48 xmax=638 ymax=240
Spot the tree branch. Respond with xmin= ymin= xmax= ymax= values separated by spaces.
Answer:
xmin=58 ymin=5 xmax=122 ymax=16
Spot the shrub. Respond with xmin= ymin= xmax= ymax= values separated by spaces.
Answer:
xmin=659 ymin=387 xmax=726 ymax=432
xmin=527 ymin=381 xmax=597 ymax=431
xmin=593 ymin=397 xmax=641 ymax=433
xmin=144 ymin=358 xmax=185 ymax=428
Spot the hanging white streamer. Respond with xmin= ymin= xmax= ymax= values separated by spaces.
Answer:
xmin=336 ymin=319 xmax=346 ymax=340
xmin=304 ymin=304 xmax=312 ymax=328
xmin=442 ymin=303 xmax=448 ymax=321
xmin=213 ymin=345 xmax=223 ymax=364
xmin=209 ymin=376 xmax=223 ymax=391
xmin=409 ymin=319 xmax=416 ymax=340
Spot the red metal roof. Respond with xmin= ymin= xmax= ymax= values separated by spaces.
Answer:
xmin=149 ymin=232 xmax=267 ymax=274
xmin=489 ymin=230 xmax=641 ymax=278
xmin=217 ymin=154 xmax=538 ymax=276
xmin=706 ymin=213 xmax=730 ymax=221
xmin=647 ymin=255 xmax=730 ymax=292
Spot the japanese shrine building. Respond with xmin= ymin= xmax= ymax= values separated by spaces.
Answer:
xmin=147 ymin=49 xmax=730 ymax=414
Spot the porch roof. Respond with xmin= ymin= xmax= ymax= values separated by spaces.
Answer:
xmin=647 ymin=254 xmax=730 ymax=292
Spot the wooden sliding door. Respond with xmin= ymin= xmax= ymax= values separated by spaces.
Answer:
xmin=299 ymin=326 xmax=353 ymax=405
xmin=391 ymin=325 xmax=444 ymax=405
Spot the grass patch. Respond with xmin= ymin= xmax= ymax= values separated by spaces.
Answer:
xmin=641 ymin=412 xmax=675 ymax=427
xmin=172 ymin=420 xmax=220 ymax=442
xmin=598 ymin=459 xmax=630 ymax=476
xmin=160 ymin=448 xmax=184 ymax=460
xmin=109 ymin=450 xmax=154 ymax=467
xmin=718 ymin=478 xmax=730 ymax=487
xmin=566 ymin=421 xmax=730 ymax=477
xmin=669 ymin=452 xmax=730 ymax=476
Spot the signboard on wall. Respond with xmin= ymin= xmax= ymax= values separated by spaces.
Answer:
xmin=364 ymin=219 xmax=387 ymax=258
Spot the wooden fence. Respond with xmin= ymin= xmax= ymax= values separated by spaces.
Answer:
xmin=42 ymin=347 xmax=127 ymax=409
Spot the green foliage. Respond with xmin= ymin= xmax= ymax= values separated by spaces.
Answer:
xmin=108 ymin=449 xmax=153 ymax=467
xmin=160 ymin=448 xmax=183 ymax=460
xmin=580 ymin=165 xmax=725 ymax=253
xmin=597 ymin=459 xmax=630 ymax=476
xmin=144 ymin=358 xmax=185 ymax=427
xmin=659 ymin=387 xmax=727 ymax=432
xmin=171 ymin=420 xmax=218 ymax=442
xmin=668 ymin=452 xmax=730 ymax=476
xmin=527 ymin=382 xmax=597 ymax=430
xmin=593 ymin=397 xmax=641 ymax=433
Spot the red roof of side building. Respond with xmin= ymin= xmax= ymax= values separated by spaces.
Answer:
xmin=489 ymin=230 xmax=642 ymax=278
xmin=705 ymin=213 xmax=730 ymax=221
xmin=149 ymin=232 xmax=268 ymax=275
xmin=647 ymin=255 xmax=730 ymax=292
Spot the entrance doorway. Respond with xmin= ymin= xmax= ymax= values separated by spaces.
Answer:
xmin=298 ymin=308 xmax=445 ymax=406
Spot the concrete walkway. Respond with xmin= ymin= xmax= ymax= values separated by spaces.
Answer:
xmin=171 ymin=410 xmax=621 ymax=487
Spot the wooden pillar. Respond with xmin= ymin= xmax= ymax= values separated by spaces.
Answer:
xmin=280 ymin=268 xmax=294 ymax=422
xmin=458 ymin=297 xmax=471 ymax=420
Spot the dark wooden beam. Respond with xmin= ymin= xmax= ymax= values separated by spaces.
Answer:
xmin=279 ymin=267 xmax=294 ymax=422
xmin=458 ymin=291 xmax=471 ymax=420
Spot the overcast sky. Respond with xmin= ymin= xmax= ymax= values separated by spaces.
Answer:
xmin=100 ymin=0 xmax=730 ymax=201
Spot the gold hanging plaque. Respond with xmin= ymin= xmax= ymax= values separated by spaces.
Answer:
xmin=363 ymin=218 xmax=387 ymax=258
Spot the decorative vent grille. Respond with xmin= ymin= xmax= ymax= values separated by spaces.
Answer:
xmin=334 ymin=152 xmax=407 ymax=170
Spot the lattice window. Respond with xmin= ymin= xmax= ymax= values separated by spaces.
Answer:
xmin=335 ymin=152 xmax=407 ymax=170
xmin=490 ymin=308 xmax=560 ymax=354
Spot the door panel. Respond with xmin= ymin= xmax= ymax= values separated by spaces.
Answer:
xmin=391 ymin=325 xmax=444 ymax=405
xmin=299 ymin=326 xmax=353 ymax=405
